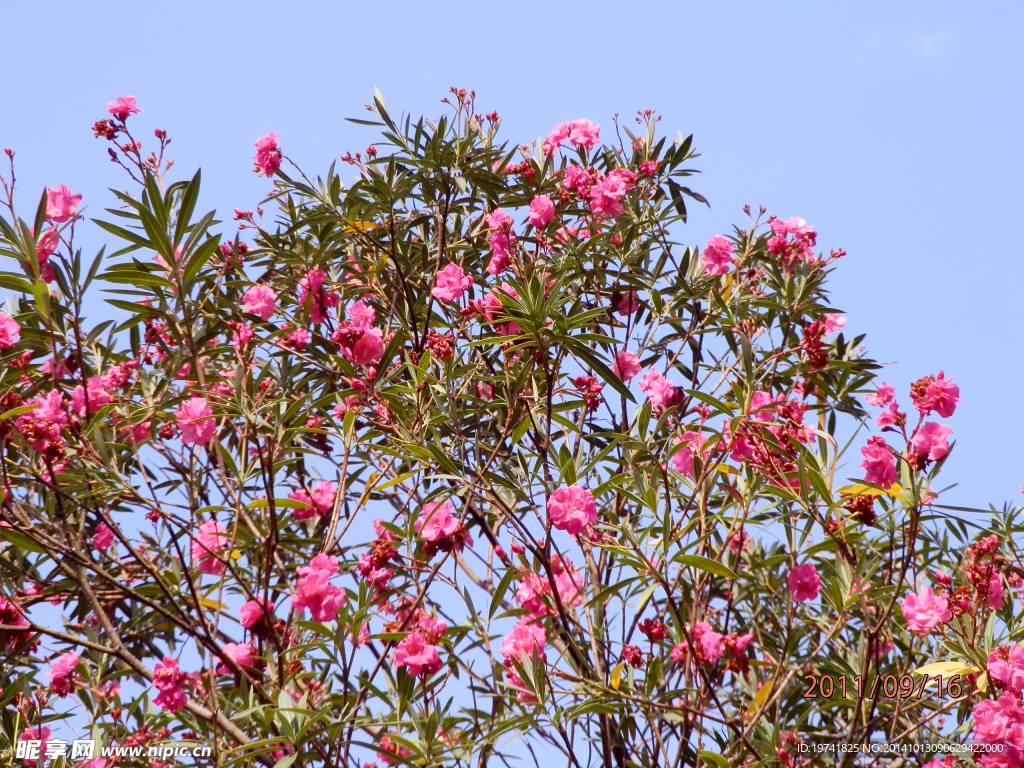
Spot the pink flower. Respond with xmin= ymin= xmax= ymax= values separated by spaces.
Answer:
xmin=515 ymin=556 xmax=584 ymax=618
xmin=288 ymin=481 xmax=336 ymax=520
xmin=298 ymin=269 xmax=339 ymax=323
xmin=588 ymin=173 xmax=631 ymax=218
xmin=859 ymin=436 xmax=896 ymax=488
xmin=989 ymin=574 xmax=1006 ymax=610
xmin=152 ymin=657 xmax=188 ymax=712
xmin=47 ymin=651 xmax=78 ymax=681
xmin=972 ymin=692 xmax=1024 ymax=767
xmin=910 ymin=371 xmax=960 ymax=417
xmin=612 ymin=350 xmax=641 ymax=380
xmin=176 ymin=397 xmax=216 ymax=445
xmin=547 ymin=485 xmax=597 ymax=536
xmin=671 ymin=622 xmax=725 ymax=665
xmin=900 ymin=587 xmax=951 ymax=632
xmin=615 ymin=291 xmax=640 ymax=316
xmin=568 ymin=119 xmax=600 ymax=149
xmin=501 ymin=619 xmax=546 ymax=662
xmin=291 ymin=555 xmax=345 ymax=622
xmin=875 ymin=401 xmax=903 ymax=428
xmin=93 ymin=523 xmax=114 ymax=550
xmin=254 ymin=132 xmax=281 ymax=177
xmin=415 ymin=500 xmax=466 ymax=546
xmin=240 ymin=599 xmax=268 ymax=628
xmin=788 ymin=564 xmax=821 ymax=603
xmin=45 ymin=184 xmax=82 ymax=223
xmin=866 ymin=383 xmax=895 ymax=408
xmin=702 ymin=235 xmax=734 ymax=276
xmin=217 ymin=642 xmax=255 ymax=674
xmin=562 ymin=164 xmax=590 ymax=191
xmin=394 ymin=631 xmax=443 ymax=677
xmin=487 ymin=231 xmax=514 ymax=274
xmin=243 ymin=285 xmax=278 ymax=321
xmin=70 ymin=376 xmax=113 ymax=416
xmin=698 ymin=624 xmax=725 ymax=663
xmin=431 ymin=263 xmax=474 ymax=302
xmin=107 ymin=95 xmax=140 ymax=119
xmin=910 ymin=422 xmax=953 ymax=461
xmin=822 ymin=314 xmax=846 ymax=335
xmin=0 ymin=311 xmax=20 ymax=348
xmin=542 ymin=122 xmax=570 ymax=156
xmin=486 ymin=209 xmax=514 ymax=231
xmin=232 ymin=323 xmax=254 ymax=351
xmin=19 ymin=726 xmax=53 ymax=762
xmin=348 ymin=300 xmax=376 ymax=328
xmin=639 ymin=370 xmax=679 ymax=409
xmin=283 ymin=326 xmax=310 ymax=350
xmin=989 ymin=645 xmax=1024 ymax=693
xmin=670 ymin=431 xmax=706 ymax=478
xmin=527 ymin=195 xmax=555 ymax=227
xmin=191 ymin=520 xmax=228 ymax=575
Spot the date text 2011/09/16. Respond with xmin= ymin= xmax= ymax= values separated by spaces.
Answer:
xmin=802 ymin=674 xmax=965 ymax=700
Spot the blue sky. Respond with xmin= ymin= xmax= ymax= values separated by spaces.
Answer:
xmin=2 ymin=0 xmax=1021 ymax=510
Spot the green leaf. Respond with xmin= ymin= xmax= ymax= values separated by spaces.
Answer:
xmin=676 ymin=555 xmax=738 ymax=581
xmin=0 ymin=405 xmax=36 ymax=421
xmin=245 ymin=498 xmax=312 ymax=511
xmin=0 ymin=527 xmax=47 ymax=554
xmin=699 ymin=751 xmax=731 ymax=768
xmin=489 ymin=567 xmax=517 ymax=620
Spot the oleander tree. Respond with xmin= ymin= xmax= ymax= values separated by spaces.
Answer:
xmin=0 ymin=88 xmax=1020 ymax=768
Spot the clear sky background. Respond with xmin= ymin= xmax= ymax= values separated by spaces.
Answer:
xmin=1 ymin=0 xmax=1021 ymax=511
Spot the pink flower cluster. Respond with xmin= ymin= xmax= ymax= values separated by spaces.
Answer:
xmin=46 ymin=651 xmax=78 ymax=697
xmin=990 ymin=645 xmax=1024 ymax=694
xmin=176 ymin=397 xmax=216 ymax=445
xmin=243 ymin=285 xmax=278 ymax=321
xmin=291 ymin=554 xmax=346 ymax=623
xmin=152 ymin=657 xmax=189 ymax=712
xmin=547 ymin=485 xmax=597 ymax=536
xmin=331 ymin=300 xmax=384 ymax=366
xmin=254 ymin=132 xmax=282 ymax=177
xmin=431 ymin=263 xmax=474 ymax=302
xmin=500 ymin=619 xmax=546 ymax=702
xmin=670 ymin=621 xmax=725 ymax=665
xmin=972 ymin=692 xmax=1024 ymax=768
xmin=702 ymin=235 xmax=734 ymax=276
xmin=298 ymin=268 xmax=340 ymax=323
xmin=767 ymin=216 xmax=817 ymax=269
xmin=288 ymin=481 xmax=336 ymax=520
xmin=788 ymin=564 xmax=822 ymax=603
xmin=900 ymin=587 xmax=951 ymax=633
xmin=414 ymin=500 xmax=472 ymax=556
xmin=190 ymin=520 xmax=228 ymax=576
xmin=515 ymin=555 xmax=584 ymax=619
xmin=394 ymin=614 xmax=447 ymax=677
xmin=639 ymin=370 xmax=681 ymax=410
xmin=45 ymin=184 xmax=82 ymax=223
xmin=542 ymin=119 xmax=600 ymax=156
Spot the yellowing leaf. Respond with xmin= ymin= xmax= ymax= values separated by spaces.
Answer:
xmin=978 ymin=671 xmax=989 ymax=693
xmin=199 ymin=598 xmax=227 ymax=610
xmin=715 ymin=464 xmax=739 ymax=476
xmin=747 ymin=678 xmax=774 ymax=716
xmin=720 ymin=274 xmax=734 ymax=302
xmin=887 ymin=483 xmax=903 ymax=497
xmin=229 ymin=549 xmax=242 ymax=560
xmin=914 ymin=661 xmax=980 ymax=677
xmin=835 ymin=484 xmax=885 ymax=497
xmin=343 ymin=221 xmax=382 ymax=233
xmin=610 ymin=662 xmax=625 ymax=691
